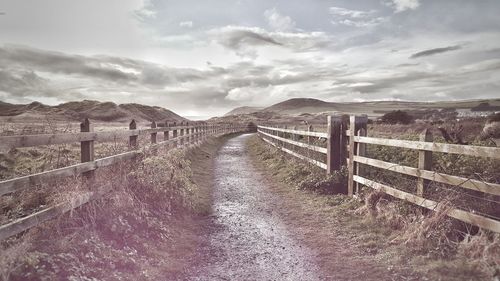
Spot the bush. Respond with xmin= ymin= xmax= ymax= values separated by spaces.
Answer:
xmin=380 ymin=110 xmax=413 ymax=124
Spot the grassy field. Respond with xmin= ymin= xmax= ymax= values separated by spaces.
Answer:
xmin=247 ymin=135 xmax=499 ymax=280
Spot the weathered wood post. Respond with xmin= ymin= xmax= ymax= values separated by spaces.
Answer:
xmin=129 ymin=119 xmax=138 ymax=149
xmin=327 ymin=116 xmax=342 ymax=175
xmin=308 ymin=125 xmax=313 ymax=146
xmin=172 ymin=122 xmax=178 ymax=146
xmin=417 ymin=129 xmax=433 ymax=196
xmin=180 ymin=122 xmax=185 ymax=145
xmin=284 ymin=125 xmax=288 ymax=150
xmin=347 ymin=115 xmax=368 ymax=196
xmin=340 ymin=117 xmax=348 ymax=166
xmin=164 ymin=121 xmax=170 ymax=142
xmin=80 ymin=118 xmax=95 ymax=180
xmin=192 ymin=124 xmax=196 ymax=143
xmin=195 ymin=124 xmax=199 ymax=143
xmin=355 ymin=127 xmax=367 ymax=194
xmin=150 ymin=121 xmax=157 ymax=144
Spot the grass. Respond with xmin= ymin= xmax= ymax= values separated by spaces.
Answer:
xmin=0 ymin=133 xmax=231 ymax=280
xmin=247 ymin=134 xmax=499 ymax=281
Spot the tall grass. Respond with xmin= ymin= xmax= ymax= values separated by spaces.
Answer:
xmin=0 ymin=140 xmax=212 ymax=280
xmin=248 ymin=135 xmax=499 ymax=280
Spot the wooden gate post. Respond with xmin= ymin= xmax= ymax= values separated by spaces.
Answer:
xmin=150 ymin=121 xmax=157 ymax=144
xmin=327 ymin=116 xmax=342 ymax=174
xmin=129 ymin=119 xmax=138 ymax=149
xmin=347 ymin=115 xmax=368 ymax=196
xmin=417 ymin=129 xmax=433 ymax=196
xmin=80 ymin=118 xmax=95 ymax=180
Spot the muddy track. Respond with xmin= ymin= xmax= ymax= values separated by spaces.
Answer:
xmin=185 ymin=134 xmax=324 ymax=280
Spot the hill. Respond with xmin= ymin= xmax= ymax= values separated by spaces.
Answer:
xmin=251 ymin=98 xmax=500 ymax=116
xmin=224 ymin=106 xmax=264 ymax=116
xmin=0 ymin=100 xmax=187 ymax=123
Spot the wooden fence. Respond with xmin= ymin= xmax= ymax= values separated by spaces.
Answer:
xmin=257 ymin=115 xmax=500 ymax=233
xmin=0 ymin=119 xmax=249 ymax=240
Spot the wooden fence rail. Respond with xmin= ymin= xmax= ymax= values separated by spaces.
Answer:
xmin=0 ymin=119 xmax=249 ymax=240
xmin=257 ymin=115 xmax=500 ymax=233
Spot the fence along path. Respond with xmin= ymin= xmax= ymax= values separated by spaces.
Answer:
xmin=257 ymin=116 xmax=500 ymax=233
xmin=0 ymin=119 xmax=248 ymax=240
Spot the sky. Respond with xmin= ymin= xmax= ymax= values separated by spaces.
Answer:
xmin=0 ymin=0 xmax=499 ymax=118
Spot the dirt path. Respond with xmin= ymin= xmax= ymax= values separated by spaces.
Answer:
xmin=184 ymin=134 xmax=417 ymax=281
xmin=186 ymin=134 xmax=324 ymax=280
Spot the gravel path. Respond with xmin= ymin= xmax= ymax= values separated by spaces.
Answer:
xmin=186 ymin=134 xmax=324 ymax=280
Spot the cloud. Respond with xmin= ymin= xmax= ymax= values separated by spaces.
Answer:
xmin=329 ymin=6 xmax=385 ymax=27
xmin=211 ymin=26 xmax=331 ymax=54
xmin=264 ymin=8 xmax=295 ymax=32
xmin=179 ymin=21 xmax=193 ymax=28
xmin=0 ymin=45 xmax=138 ymax=83
xmin=410 ymin=45 xmax=462 ymax=58
xmin=329 ymin=7 xmax=375 ymax=19
xmin=386 ymin=0 xmax=420 ymax=13
xmin=214 ymin=27 xmax=282 ymax=50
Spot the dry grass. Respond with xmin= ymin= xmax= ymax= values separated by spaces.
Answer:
xmin=247 ymin=134 xmax=499 ymax=281
xmin=0 ymin=132 xmax=230 ymax=280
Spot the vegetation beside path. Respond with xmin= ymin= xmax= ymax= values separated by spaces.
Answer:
xmin=246 ymin=134 xmax=499 ymax=281
xmin=1 ymin=134 xmax=233 ymax=281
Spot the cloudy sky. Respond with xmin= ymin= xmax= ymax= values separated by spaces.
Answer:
xmin=0 ymin=0 xmax=499 ymax=117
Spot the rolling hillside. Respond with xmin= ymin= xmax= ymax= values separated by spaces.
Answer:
xmin=0 ymin=100 xmax=187 ymax=122
xmin=224 ymin=106 xmax=264 ymax=116
xmin=233 ymin=98 xmax=500 ymax=116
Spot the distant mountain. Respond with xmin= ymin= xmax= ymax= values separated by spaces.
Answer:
xmin=0 ymin=100 xmax=187 ymax=122
xmin=237 ymin=98 xmax=500 ymax=117
xmin=224 ymin=106 xmax=264 ymax=116
xmin=262 ymin=98 xmax=337 ymax=114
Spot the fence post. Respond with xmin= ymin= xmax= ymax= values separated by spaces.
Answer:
xmin=129 ymin=119 xmax=138 ymax=149
xmin=348 ymin=115 xmax=368 ymax=196
xmin=340 ymin=117 xmax=348 ymax=166
xmin=172 ymin=122 xmax=178 ymax=146
xmin=284 ymin=125 xmax=288 ymax=149
xmin=80 ymin=118 xmax=95 ymax=180
xmin=327 ymin=116 xmax=342 ymax=175
xmin=417 ymin=129 xmax=433 ymax=196
xmin=164 ymin=121 xmax=170 ymax=142
xmin=192 ymin=124 xmax=196 ymax=143
xmin=355 ymin=127 xmax=367 ymax=194
xmin=308 ymin=125 xmax=313 ymax=146
xmin=150 ymin=121 xmax=157 ymax=144
xmin=180 ymin=122 xmax=185 ymax=145
xmin=195 ymin=124 xmax=199 ymax=143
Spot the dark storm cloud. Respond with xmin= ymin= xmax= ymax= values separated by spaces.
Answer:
xmin=409 ymin=45 xmax=462 ymax=59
